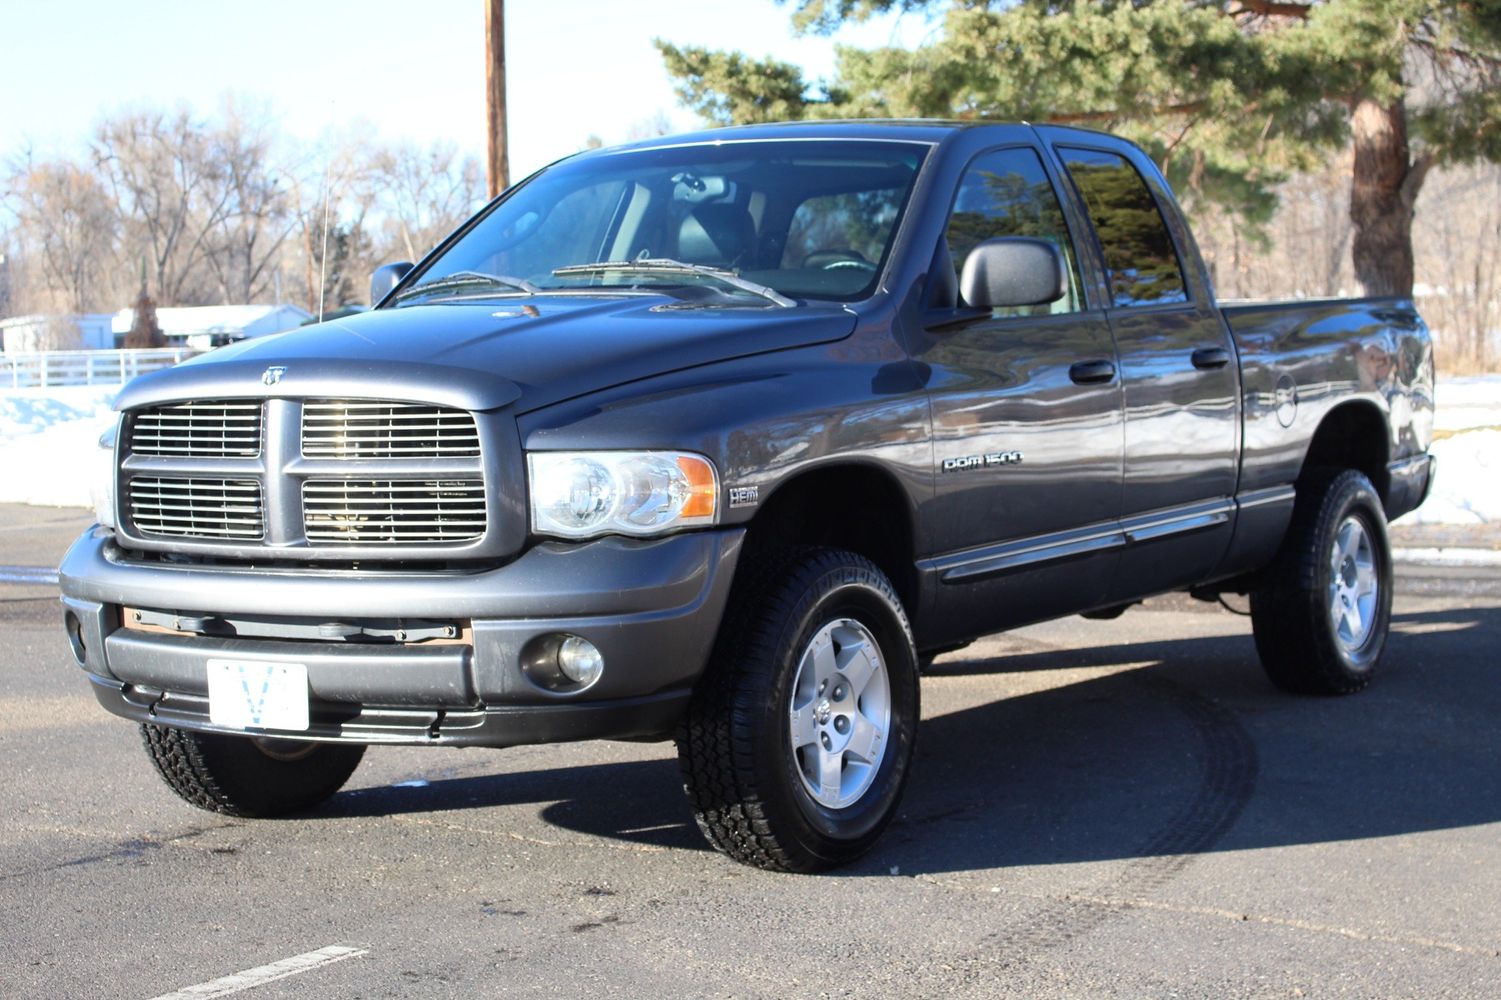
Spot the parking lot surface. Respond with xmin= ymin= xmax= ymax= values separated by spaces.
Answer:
xmin=3 ymin=506 xmax=1498 ymax=998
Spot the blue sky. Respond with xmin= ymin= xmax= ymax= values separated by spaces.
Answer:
xmin=2 ymin=0 xmax=930 ymax=177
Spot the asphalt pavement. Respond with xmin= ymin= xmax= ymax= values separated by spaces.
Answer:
xmin=3 ymin=505 xmax=1499 ymax=999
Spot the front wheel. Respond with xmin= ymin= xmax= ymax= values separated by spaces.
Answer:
xmin=1250 ymin=469 xmax=1394 ymax=695
xmin=141 ymin=724 xmax=366 ymax=817
xmin=677 ymin=548 xmax=919 ymax=872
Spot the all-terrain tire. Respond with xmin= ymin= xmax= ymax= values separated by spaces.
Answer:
xmin=140 ymin=724 xmax=366 ymax=817
xmin=676 ymin=547 xmax=919 ymax=873
xmin=1250 ymin=468 xmax=1394 ymax=695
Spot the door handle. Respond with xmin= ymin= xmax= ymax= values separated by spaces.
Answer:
xmin=1191 ymin=347 xmax=1231 ymax=370
xmin=1069 ymin=359 xmax=1117 ymax=385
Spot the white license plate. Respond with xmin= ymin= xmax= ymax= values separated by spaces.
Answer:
xmin=207 ymin=659 xmax=310 ymax=732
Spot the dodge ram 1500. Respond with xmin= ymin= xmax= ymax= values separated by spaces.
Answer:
xmin=60 ymin=121 xmax=1435 ymax=872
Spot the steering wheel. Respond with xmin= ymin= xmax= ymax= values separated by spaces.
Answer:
xmin=803 ymin=248 xmax=876 ymax=272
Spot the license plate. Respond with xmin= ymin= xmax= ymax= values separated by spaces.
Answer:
xmin=207 ymin=659 xmax=310 ymax=732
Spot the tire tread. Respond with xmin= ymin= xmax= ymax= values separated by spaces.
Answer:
xmin=677 ymin=547 xmax=915 ymax=872
xmin=1250 ymin=468 xmax=1392 ymax=695
xmin=139 ymin=724 xmax=365 ymax=818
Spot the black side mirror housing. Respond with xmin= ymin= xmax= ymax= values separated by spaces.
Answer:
xmin=959 ymin=238 xmax=1067 ymax=310
xmin=370 ymin=261 xmax=415 ymax=305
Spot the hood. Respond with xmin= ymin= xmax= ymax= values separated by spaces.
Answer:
xmin=114 ymin=295 xmax=858 ymax=413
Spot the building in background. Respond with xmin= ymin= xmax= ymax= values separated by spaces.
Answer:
xmin=0 ymin=314 xmax=116 ymax=353
xmin=110 ymin=304 xmax=313 ymax=352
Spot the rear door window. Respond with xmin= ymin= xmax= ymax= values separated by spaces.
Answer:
xmin=1059 ymin=147 xmax=1188 ymax=308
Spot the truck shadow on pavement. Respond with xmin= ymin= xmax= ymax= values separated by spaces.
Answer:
xmin=324 ymin=604 xmax=1501 ymax=877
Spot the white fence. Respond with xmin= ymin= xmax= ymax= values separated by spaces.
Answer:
xmin=2 ymin=348 xmax=199 ymax=388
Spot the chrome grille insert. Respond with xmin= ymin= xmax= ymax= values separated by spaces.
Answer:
xmin=130 ymin=401 xmax=263 ymax=457
xmin=302 ymin=400 xmax=480 ymax=459
xmin=303 ymin=479 xmax=486 ymax=544
xmin=128 ymin=477 xmax=265 ymax=539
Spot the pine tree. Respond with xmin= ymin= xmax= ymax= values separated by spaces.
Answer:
xmin=658 ymin=0 xmax=1501 ymax=297
xmin=123 ymin=277 xmax=165 ymax=350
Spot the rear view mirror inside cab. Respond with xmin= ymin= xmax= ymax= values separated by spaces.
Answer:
xmin=672 ymin=172 xmax=732 ymax=204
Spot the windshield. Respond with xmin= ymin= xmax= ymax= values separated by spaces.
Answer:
xmin=395 ymin=139 xmax=929 ymax=305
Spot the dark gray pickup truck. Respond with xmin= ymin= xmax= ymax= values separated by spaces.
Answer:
xmin=59 ymin=121 xmax=1435 ymax=872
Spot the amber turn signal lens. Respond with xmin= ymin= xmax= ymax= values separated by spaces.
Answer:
xmin=677 ymin=455 xmax=718 ymax=519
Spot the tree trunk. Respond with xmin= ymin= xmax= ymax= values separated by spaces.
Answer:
xmin=1350 ymin=98 xmax=1424 ymax=297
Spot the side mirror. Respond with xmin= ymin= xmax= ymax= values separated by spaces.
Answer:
xmin=370 ymin=261 xmax=415 ymax=305
xmin=959 ymin=238 xmax=1066 ymax=310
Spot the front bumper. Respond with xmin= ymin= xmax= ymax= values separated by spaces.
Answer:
xmin=59 ymin=527 xmax=744 ymax=747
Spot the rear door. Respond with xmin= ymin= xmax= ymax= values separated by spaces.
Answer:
xmin=914 ymin=144 xmax=1125 ymax=638
xmin=1046 ymin=136 xmax=1240 ymax=599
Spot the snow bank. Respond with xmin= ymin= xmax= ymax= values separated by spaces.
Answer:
xmin=0 ymin=377 xmax=1496 ymax=524
xmin=1433 ymin=375 xmax=1501 ymax=434
xmin=1394 ymin=427 xmax=1500 ymax=526
xmin=0 ymin=385 xmax=118 ymax=441
xmin=0 ymin=386 xmax=118 ymax=508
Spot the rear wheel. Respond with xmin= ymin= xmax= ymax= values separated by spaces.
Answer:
xmin=677 ymin=548 xmax=919 ymax=872
xmin=140 ymin=724 xmax=366 ymax=817
xmin=1250 ymin=469 xmax=1393 ymax=694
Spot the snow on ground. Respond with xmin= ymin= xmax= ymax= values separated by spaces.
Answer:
xmin=0 ymin=386 xmax=119 ymax=508
xmin=1397 ymin=427 xmax=1500 ymax=525
xmin=0 ymin=376 xmax=1495 ymax=525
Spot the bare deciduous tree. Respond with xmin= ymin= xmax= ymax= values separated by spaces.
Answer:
xmin=3 ymin=156 xmax=121 ymax=313
xmin=92 ymin=107 xmax=230 ymax=306
xmin=372 ymin=140 xmax=484 ymax=263
xmin=202 ymin=99 xmax=297 ymax=303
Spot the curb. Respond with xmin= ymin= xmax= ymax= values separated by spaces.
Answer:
xmin=1392 ymin=547 xmax=1501 ymax=569
xmin=0 ymin=565 xmax=59 ymax=585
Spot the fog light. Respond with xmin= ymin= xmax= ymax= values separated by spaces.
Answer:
xmin=557 ymin=636 xmax=604 ymax=687
xmin=64 ymin=611 xmax=87 ymax=666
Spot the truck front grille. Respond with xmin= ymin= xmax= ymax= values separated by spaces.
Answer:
xmin=118 ymin=396 xmax=501 ymax=556
xmin=130 ymin=401 xmax=263 ymax=457
xmin=302 ymin=479 xmax=487 ymax=544
xmin=127 ymin=477 xmax=265 ymax=539
xmin=302 ymin=401 xmax=479 ymax=459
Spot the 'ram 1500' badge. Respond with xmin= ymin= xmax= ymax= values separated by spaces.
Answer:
xmin=943 ymin=451 xmax=1023 ymax=472
xmin=262 ymin=366 xmax=287 ymax=386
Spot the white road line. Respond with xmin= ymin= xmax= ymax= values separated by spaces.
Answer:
xmin=145 ymin=944 xmax=368 ymax=1000
xmin=0 ymin=565 xmax=59 ymax=585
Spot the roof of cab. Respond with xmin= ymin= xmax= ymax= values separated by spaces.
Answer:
xmin=586 ymin=118 xmax=1100 ymax=154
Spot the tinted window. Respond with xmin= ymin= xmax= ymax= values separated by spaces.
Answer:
xmin=1061 ymin=147 xmax=1188 ymax=308
xmin=489 ymin=180 xmax=629 ymax=278
xmin=781 ymin=189 xmax=902 ymax=272
xmin=945 ymin=147 xmax=1083 ymax=315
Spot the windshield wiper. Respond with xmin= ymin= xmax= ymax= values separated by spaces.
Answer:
xmin=394 ymin=270 xmax=540 ymax=302
xmin=550 ymin=258 xmax=795 ymax=308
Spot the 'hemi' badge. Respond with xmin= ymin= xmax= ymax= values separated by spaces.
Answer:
xmin=728 ymin=486 xmax=760 ymax=508
xmin=262 ymin=366 xmax=287 ymax=386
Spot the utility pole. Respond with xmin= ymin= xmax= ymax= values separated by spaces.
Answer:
xmin=485 ymin=0 xmax=509 ymax=198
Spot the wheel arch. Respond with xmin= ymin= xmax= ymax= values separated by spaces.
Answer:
xmin=1297 ymin=400 xmax=1391 ymax=503
xmin=739 ymin=461 xmax=920 ymax=613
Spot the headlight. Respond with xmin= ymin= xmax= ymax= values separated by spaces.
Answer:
xmin=91 ymin=420 xmax=119 ymax=530
xmin=528 ymin=451 xmax=718 ymax=539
